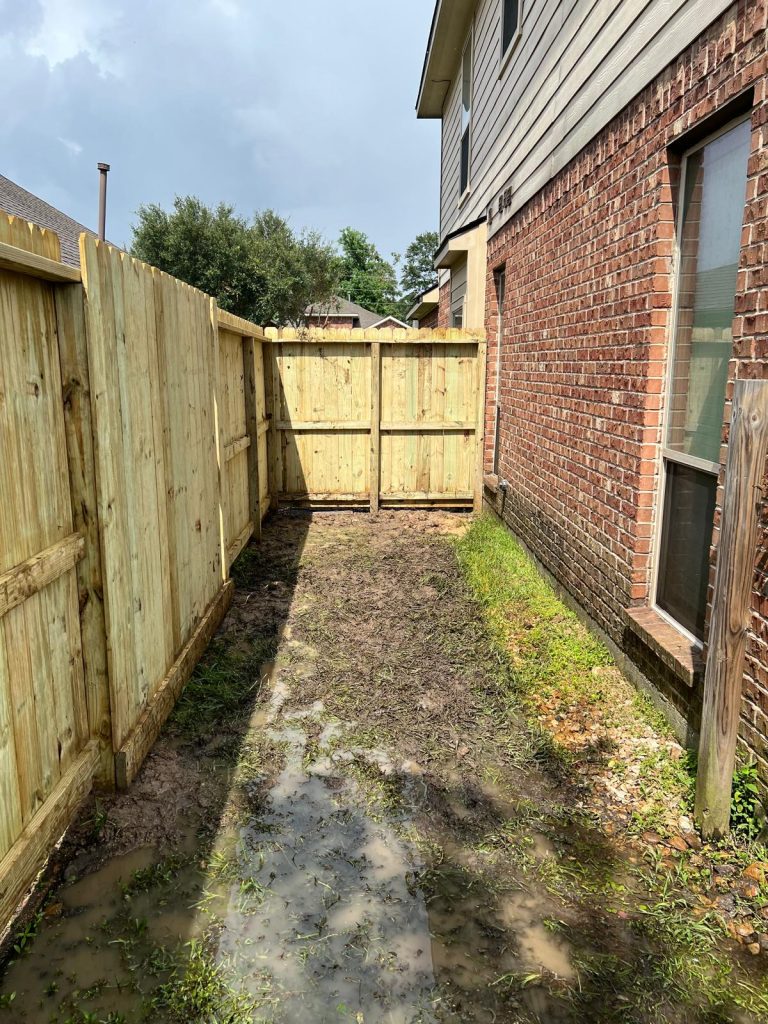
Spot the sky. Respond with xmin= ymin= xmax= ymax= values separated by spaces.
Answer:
xmin=0 ymin=0 xmax=440 ymax=261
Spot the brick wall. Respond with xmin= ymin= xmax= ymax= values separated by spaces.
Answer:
xmin=482 ymin=1 xmax=768 ymax=778
xmin=438 ymin=280 xmax=451 ymax=329
xmin=419 ymin=306 xmax=439 ymax=331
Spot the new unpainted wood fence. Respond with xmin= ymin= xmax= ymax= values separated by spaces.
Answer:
xmin=265 ymin=328 xmax=486 ymax=510
xmin=0 ymin=214 xmax=486 ymax=935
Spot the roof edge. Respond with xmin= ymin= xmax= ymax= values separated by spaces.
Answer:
xmin=416 ymin=0 xmax=475 ymax=118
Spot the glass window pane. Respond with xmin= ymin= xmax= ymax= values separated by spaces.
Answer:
xmin=656 ymin=462 xmax=717 ymax=640
xmin=461 ymin=44 xmax=472 ymax=131
xmin=667 ymin=119 xmax=750 ymax=465
xmin=503 ymin=0 xmax=519 ymax=53
xmin=460 ymin=129 xmax=470 ymax=194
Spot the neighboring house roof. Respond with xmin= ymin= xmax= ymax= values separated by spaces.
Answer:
xmin=0 ymin=174 xmax=98 ymax=267
xmin=369 ymin=315 xmax=411 ymax=330
xmin=305 ymin=297 xmax=388 ymax=330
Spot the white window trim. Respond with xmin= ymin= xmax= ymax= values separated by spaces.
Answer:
xmin=458 ymin=25 xmax=474 ymax=207
xmin=499 ymin=0 xmax=523 ymax=79
xmin=650 ymin=113 xmax=751 ymax=640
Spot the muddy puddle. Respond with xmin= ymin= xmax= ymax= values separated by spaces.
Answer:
xmin=1 ymin=512 xmax=765 ymax=1023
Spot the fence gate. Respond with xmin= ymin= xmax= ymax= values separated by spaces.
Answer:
xmin=265 ymin=328 xmax=486 ymax=510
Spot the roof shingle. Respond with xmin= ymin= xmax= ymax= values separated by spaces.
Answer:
xmin=0 ymin=175 xmax=97 ymax=267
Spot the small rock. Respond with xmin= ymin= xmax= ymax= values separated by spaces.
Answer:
xmin=716 ymin=894 xmax=737 ymax=914
xmin=760 ymin=933 xmax=768 ymax=952
xmin=735 ymin=922 xmax=758 ymax=941
xmin=667 ymin=835 xmax=689 ymax=854
xmin=679 ymin=815 xmax=694 ymax=834
xmin=747 ymin=942 xmax=762 ymax=956
xmin=743 ymin=862 xmax=767 ymax=884
xmin=684 ymin=832 xmax=702 ymax=851
xmin=642 ymin=831 xmax=662 ymax=845
xmin=714 ymin=864 xmax=736 ymax=878
xmin=741 ymin=882 xmax=761 ymax=900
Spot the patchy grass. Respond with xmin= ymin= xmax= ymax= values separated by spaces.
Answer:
xmin=456 ymin=515 xmax=694 ymax=825
xmin=151 ymin=939 xmax=257 ymax=1023
xmin=170 ymin=635 xmax=275 ymax=738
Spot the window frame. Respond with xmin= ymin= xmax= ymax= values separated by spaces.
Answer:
xmin=499 ymin=0 xmax=523 ymax=79
xmin=493 ymin=265 xmax=506 ymax=475
xmin=458 ymin=27 xmax=474 ymax=205
xmin=650 ymin=113 xmax=751 ymax=645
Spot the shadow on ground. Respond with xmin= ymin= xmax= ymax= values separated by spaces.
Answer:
xmin=0 ymin=511 xmax=765 ymax=1024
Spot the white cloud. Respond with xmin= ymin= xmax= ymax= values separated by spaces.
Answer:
xmin=57 ymin=136 xmax=83 ymax=157
xmin=24 ymin=0 xmax=122 ymax=76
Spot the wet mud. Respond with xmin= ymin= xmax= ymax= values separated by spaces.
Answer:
xmin=1 ymin=511 xmax=765 ymax=1024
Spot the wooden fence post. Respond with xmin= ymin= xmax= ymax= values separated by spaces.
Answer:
xmin=474 ymin=338 xmax=488 ymax=513
xmin=695 ymin=378 xmax=768 ymax=839
xmin=370 ymin=340 xmax=381 ymax=514
xmin=267 ymin=340 xmax=282 ymax=511
xmin=242 ymin=336 xmax=263 ymax=543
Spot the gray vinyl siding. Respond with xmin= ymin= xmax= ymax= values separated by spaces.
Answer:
xmin=439 ymin=0 xmax=736 ymax=241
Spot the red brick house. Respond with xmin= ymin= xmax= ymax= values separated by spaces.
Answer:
xmin=417 ymin=1 xmax=768 ymax=797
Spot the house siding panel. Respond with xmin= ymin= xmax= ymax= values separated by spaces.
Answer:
xmin=438 ymin=0 xmax=735 ymax=243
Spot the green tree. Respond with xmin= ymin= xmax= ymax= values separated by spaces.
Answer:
xmin=399 ymin=231 xmax=439 ymax=311
xmin=337 ymin=227 xmax=399 ymax=317
xmin=130 ymin=197 xmax=339 ymax=326
xmin=251 ymin=210 xmax=340 ymax=326
xmin=131 ymin=197 xmax=258 ymax=316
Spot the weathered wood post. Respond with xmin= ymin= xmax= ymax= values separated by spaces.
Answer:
xmin=695 ymin=378 xmax=768 ymax=839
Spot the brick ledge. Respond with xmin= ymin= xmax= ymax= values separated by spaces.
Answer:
xmin=622 ymin=606 xmax=703 ymax=688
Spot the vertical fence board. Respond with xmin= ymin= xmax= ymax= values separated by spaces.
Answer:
xmin=55 ymin=284 xmax=112 ymax=785
xmin=0 ymin=217 xmax=95 ymax=918
xmin=695 ymin=379 xmax=768 ymax=838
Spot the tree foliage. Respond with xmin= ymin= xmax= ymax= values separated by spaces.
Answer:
xmin=337 ymin=227 xmax=400 ymax=318
xmin=399 ymin=231 xmax=439 ymax=311
xmin=131 ymin=198 xmax=439 ymax=327
xmin=131 ymin=197 xmax=339 ymax=326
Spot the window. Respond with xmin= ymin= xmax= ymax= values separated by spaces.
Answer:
xmin=502 ymin=0 xmax=521 ymax=57
xmin=460 ymin=34 xmax=472 ymax=197
xmin=493 ymin=266 xmax=506 ymax=475
xmin=655 ymin=117 xmax=751 ymax=640
xmin=451 ymin=258 xmax=468 ymax=328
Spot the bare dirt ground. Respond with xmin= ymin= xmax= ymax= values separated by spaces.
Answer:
xmin=1 ymin=511 xmax=766 ymax=1024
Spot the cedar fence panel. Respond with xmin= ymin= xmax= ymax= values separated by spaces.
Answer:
xmin=79 ymin=238 xmax=235 ymax=789
xmin=264 ymin=327 xmax=487 ymax=509
xmin=0 ymin=218 xmax=98 ymax=933
xmin=216 ymin=312 xmax=271 ymax=569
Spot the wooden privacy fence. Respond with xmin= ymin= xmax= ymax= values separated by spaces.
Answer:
xmin=0 ymin=219 xmax=272 ymax=934
xmin=0 ymin=213 xmax=487 ymax=937
xmin=264 ymin=327 xmax=487 ymax=511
